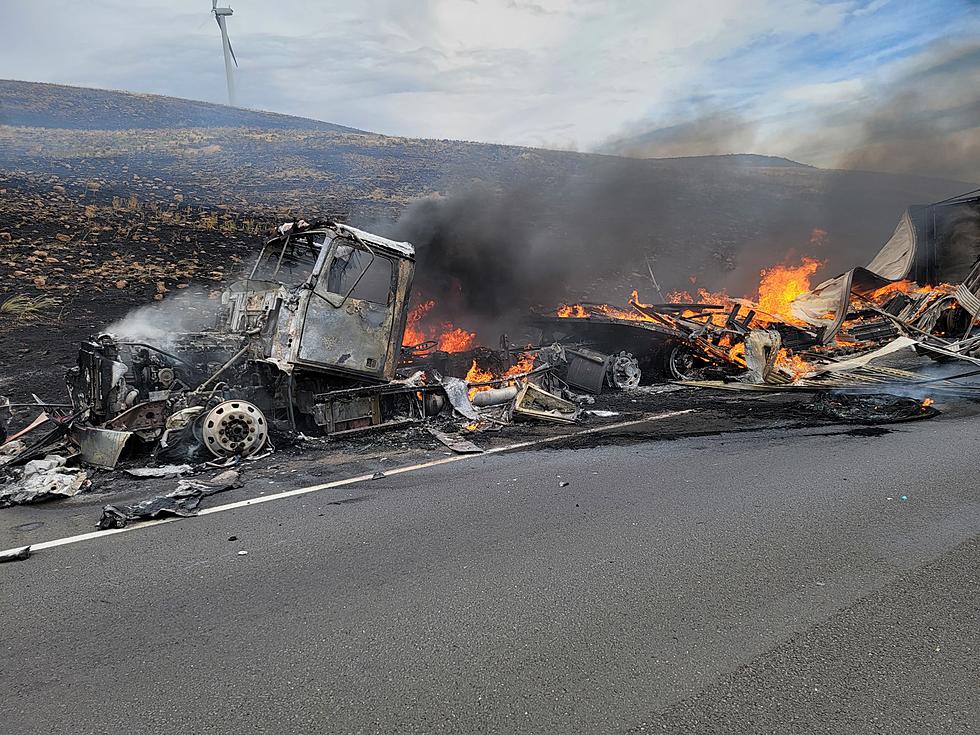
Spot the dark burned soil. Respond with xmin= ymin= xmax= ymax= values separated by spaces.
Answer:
xmin=0 ymin=171 xmax=290 ymax=402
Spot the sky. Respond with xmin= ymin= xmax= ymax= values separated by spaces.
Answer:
xmin=1 ymin=0 xmax=978 ymax=177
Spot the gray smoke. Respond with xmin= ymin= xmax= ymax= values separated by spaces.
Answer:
xmin=383 ymin=159 xmax=970 ymax=337
xmin=600 ymin=39 xmax=980 ymax=185
xmin=599 ymin=110 xmax=759 ymax=160
xmin=103 ymin=288 xmax=217 ymax=348
xmin=383 ymin=165 xmax=707 ymax=334
xmin=836 ymin=41 xmax=980 ymax=182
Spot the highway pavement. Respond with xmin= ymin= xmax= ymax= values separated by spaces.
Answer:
xmin=1 ymin=415 xmax=977 ymax=734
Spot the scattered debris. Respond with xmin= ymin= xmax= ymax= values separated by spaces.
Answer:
xmin=0 ymin=546 xmax=31 ymax=563
xmin=809 ymin=393 xmax=940 ymax=424
xmin=427 ymin=427 xmax=484 ymax=454
xmin=513 ymin=383 xmax=579 ymax=424
xmin=2 ymin=194 xmax=980 ymax=516
xmin=0 ymin=456 xmax=87 ymax=508
xmin=124 ymin=464 xmax=194 ymax=479
xmin=97 ymin=469 xmax=239 ymax=528
xmin=73 ymin=426 xmax=135 ymax=469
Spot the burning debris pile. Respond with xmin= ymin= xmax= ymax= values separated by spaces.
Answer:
xmin=529 ymin=191 xmax=980 ymax=399
xmin=1 ymin=190 xmax=979 ymax=521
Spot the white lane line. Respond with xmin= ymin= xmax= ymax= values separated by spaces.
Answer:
xmin=3 ymin=410 xmax=693 ymax=557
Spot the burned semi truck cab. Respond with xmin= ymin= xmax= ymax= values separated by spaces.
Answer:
xmin=68 ymin=222 xmax=417 ymax=449
xmin=226 ymin=222 xmax=415 ymax=382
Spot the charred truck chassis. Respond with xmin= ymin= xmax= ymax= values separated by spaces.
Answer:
xmin=67 ymin=222 xmax=420 ymax=456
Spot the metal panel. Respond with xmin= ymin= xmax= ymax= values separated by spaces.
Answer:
xmin=563 ymin=347 xmax=610 ymax=394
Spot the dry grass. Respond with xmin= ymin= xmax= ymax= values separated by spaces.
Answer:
xmin=0 ymin=294 xmax=62 ymax=321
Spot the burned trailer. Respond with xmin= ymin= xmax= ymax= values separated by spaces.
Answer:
xmin=528 ymin=312 xmax=684 ymax=384
xmin=528 ymin=301 xmax=754 ymax=385
xmin=67 ymin=221 xmax=422 ymax=457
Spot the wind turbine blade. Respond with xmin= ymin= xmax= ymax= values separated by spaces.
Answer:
xmin=227 ymin=36 xmax=238 ymax=67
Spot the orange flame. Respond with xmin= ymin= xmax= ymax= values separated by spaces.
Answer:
xmin=556 ymin=303 xmax=588 ymax=318
xmin=403 ymin=300 xmax=435 ymax=347
xmin=552 ymin=255 xmax=823 ymax=336
xmin=402 ymin=299 xmax=477 ymax=353
xmin=756 ymin=257 xmax=823 ymax=323
xmin=728 ymin=341 xmax=746 ymax=365
xmin=464 ymin=358 xmax=494 ymax=386
xmin=465 ymin=353 xmax=537 ymax=398
xmin=869 ymin=280 xmax=953 ymax=302
xmin=922 ymin=397 xmax=934 ymax=407
xmin=437 ymin=327 xmax=476 ymax=353
xmin=775 ymin=348 xmax=813 ymax=378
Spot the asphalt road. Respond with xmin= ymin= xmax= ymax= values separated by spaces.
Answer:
xmin=1 ymin=417 xmax=978 ymax=734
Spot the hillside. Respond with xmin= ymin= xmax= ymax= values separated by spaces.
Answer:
xmin=0 ymin=79 xmax=362 ymax=133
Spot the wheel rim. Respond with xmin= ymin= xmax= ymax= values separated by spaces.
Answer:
xmin=201 ymin=400 xmax=268 ymax=457
xmin=609 ymin=353 xmax=641 ymax=389
xmin=668 ymin=346 xmax=697 ymax=380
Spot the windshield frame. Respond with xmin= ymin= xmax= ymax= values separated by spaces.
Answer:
xmin=249 ymin=230 xmax=331 ymax=285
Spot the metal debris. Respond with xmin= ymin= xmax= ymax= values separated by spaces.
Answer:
xmin=513 ymin=383 xmax=579 ymax=424
xmin=73 ymin=426 xmax=135 ymax=469
xmin=0 ymin=460 xmax=87 ymax=508
xmin=97 ymin=469 xmax=240 ymax=529
xmin=427 ymin=427 xmax=484 ymax=454
xmin=0 ymin=546 xmax=31 ymax=563
xmin=124 ymin=464 xmax=194 ymax=479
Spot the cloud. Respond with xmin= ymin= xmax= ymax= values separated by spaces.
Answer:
xmin=596 ymin=21 xmax=980 ymax=184
xmin=0 ymin=0 xmax=975 ymax=180
xmin=783 ymin=79 xmax=866 ymax=105
xmin=834 ymin=40 xmax=980 ymax=181
xmin=0 ymin=0 xmax=855 ymax=144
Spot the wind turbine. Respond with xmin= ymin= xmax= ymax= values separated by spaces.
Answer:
xmin=212 ymin=0 xmax=238 ymax=106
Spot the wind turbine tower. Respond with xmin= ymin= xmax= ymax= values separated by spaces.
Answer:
xmin=212 ymin=0 xmax=238 ymax=106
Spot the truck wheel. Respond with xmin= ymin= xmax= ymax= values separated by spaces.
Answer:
xmin=200 ymin=400 xmax=268 ymax=457
xmin=666 ymin=344 xmax=699 ymax=380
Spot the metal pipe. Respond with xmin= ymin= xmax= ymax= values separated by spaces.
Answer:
xmin=192 ymin=345 xmax=250 ymax=394
xmin=471 ymin=386 xmax=520 ymax=407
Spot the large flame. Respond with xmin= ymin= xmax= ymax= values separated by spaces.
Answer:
xmin=402 ymin=298 xmax=477 ymax=353
xmin=403 ymin=300 xmax=435 ymax=347
xmin=755 ymin=257 xmax=823 ymax=323
xmin=438 ymin=327 xmax=477 ymax=352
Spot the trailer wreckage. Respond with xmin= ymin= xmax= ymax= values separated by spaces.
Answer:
xmin=2 ymin=191 xmax=980 ymax=513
